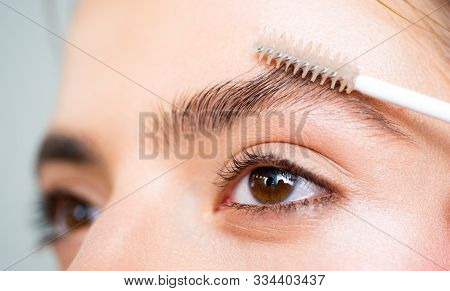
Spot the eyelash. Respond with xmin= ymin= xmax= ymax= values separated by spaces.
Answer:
xmin=36 ymin=188 xmax=97 ymax=244
xmin=216 ymin=147 xmax=339 ymax=213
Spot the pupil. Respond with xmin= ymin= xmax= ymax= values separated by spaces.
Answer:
xmin=249 ymin=167 xmax=297 ymax=204
xmin=266 ymin=177 xmax=275 ymax=187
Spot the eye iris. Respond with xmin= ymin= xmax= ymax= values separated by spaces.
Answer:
xmin=249 ymin=167 xmax=297 ymax=204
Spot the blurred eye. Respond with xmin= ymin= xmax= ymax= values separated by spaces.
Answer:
xmin=227 ymin=166 xmax=327 ymax=206
xmin=42 ymin=189 xmax=99 ymax=237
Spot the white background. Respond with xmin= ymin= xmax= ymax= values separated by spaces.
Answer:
xmin=1 ymin=271 xmax=448 ymax=290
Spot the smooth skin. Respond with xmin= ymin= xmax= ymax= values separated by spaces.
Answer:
xmin=39 ymin=0 xmax=449 ymax=270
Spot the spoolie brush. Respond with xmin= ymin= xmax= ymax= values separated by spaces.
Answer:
xmin=254 ymin=28 xmax=450 ymax=123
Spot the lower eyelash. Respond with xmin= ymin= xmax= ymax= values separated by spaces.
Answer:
xmin=221 ymin=193 xmax=338 ymax=215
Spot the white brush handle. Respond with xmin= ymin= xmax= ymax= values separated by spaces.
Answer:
xmin=355 ymin=75 xmax=450 ymax=123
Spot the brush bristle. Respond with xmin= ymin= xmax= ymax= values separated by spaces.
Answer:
xmin=254 ymin=28 xmax=359 ymax=93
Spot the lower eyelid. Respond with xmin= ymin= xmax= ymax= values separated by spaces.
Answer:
xmin=223 ymin=192 xmax=337 ymax=213
xmin=213 ymin=197 xmax=340 ymax=243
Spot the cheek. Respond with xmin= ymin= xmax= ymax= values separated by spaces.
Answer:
xmin=54 ymin=228 xmax=88 ymax=270
xmin=319 ymin=200 xmax=449 ymax=270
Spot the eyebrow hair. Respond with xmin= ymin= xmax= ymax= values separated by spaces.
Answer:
xmin=36 ymin=134 xmax=95 ymax=170
xmin=163 ymin=68 xmax=410 ymax=141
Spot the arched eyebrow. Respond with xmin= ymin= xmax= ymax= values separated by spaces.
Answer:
xmin=37 ymin=69 xmax=413 ymax=170
xmin=163 ymin=68 xmax=411 ymax=141
xmin=36 ymin=134 xmax=96 ymax=171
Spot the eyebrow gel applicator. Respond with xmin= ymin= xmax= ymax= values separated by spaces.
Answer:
xmin=255 ymin=29 xmax=450 ymax=123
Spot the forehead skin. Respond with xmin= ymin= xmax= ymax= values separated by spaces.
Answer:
xmin=54 ymin=0 xmax=450 ymax=146
xmin=50 ymin=0 xmax=450 ymax=269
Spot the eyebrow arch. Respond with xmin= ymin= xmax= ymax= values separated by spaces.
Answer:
xmin=163 ymin=68 xmax=411 ymax=141
xmin=36 ymin=134 xmax=96 ymax=171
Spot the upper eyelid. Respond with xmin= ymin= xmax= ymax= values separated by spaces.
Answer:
xmin=42 ymin=187 xmax=99 ymax=207
xmin=40 ymin=169 xmax=109 ymax=207
xmin=215 ymin=147 xmax=340 ymax=195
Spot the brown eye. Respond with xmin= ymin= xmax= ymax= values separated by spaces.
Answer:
xmin=249 ymin=167 xmax=297 ymax=204
xmin=44 ymin=189 xmax=98 ymax=234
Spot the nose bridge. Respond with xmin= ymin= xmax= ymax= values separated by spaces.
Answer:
xmin=68 ymin=185 xmax=158 ymax=270
xmin=67 ymin=167 xmax=190 ymax=270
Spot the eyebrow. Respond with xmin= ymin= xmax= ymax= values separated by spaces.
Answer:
xmin=163 ymin=68 xmax=410 ymax=140
xmin=36 ymin=134 xmax=95 ymax=170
